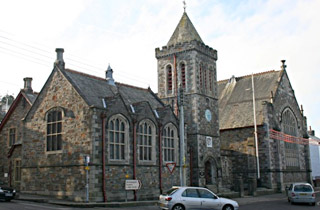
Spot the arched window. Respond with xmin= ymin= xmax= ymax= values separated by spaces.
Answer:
xmin=209 ymin=70 xmax=213 ymax=92
xmin=137 ymin=119 xmax=156 ymax=162
xmin=281 ymin=108 xmax=299 ymax=168
xmin=167 ymin=65 xmax=173 ymax=92
xmin=108 ymin=114 xmax=129 ymax=161
xmin=162 ymin=123 xmax=178 ymax=162
xmin=46 ymin=109 xmax=63 ymax=151
xmin=180 ymin=62 xmax=186 ymax=89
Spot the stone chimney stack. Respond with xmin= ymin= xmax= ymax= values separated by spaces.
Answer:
xmin=308 ymin=126 xmax=315 ymax=136
xmin=281 ymin=60 xmax=286 ymax=71
xmin=55 ymin=48 xmax=65 ymax=69
xmin=106 ymin=64 xmax=115 ymax=86
xmin=23 ymin=77 xmax=33 ymax=93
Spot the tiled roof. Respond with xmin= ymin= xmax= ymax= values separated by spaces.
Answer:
xmin=218 ymin=70 xmax=283 ymax=130
xmin=62 ymin=69 xmax=164 ymax=110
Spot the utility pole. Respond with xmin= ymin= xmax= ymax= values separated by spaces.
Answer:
xmin=251 ymin=73 xmax=260 ymax=179
xmin=178 ymin=86 xmax=185 ymax=186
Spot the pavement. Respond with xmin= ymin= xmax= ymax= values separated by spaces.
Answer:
xmin=15 ymin=192 xmax=291 ymax=208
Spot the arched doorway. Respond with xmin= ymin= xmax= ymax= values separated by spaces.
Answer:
xmin=205 ymin=159 xmax=216 ymax=185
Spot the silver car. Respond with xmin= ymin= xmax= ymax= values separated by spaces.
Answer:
xmin=159 ymin=186 xmax=239 ymax=210
xmin=287 ymin=183 xmax=316 ymax=206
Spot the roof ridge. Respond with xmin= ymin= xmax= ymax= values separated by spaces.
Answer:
xmin=218 ymin=70 xmax=281 ymax=83
xmin=65 ymin=68 xmax=106 ymax=82
xmin=116 ymin=82 xmax=148 ymax=91
xmin=65 ymin=68 xmax=149 ymax=91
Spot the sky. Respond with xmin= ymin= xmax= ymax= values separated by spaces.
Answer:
xmin=0 ymin=0 xmax=319 ymax=134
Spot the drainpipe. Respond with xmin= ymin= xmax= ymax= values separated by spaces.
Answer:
xmin=174 ymin=54 xmax=178 ymax=116
xmin=189 ymin=147 xmax=193 ymax=186
xmin=101 ymin=113 xmax=107 ymax=202
xmin=158 ymin=124 xmax=163 ymax=194
xmin=133 ymin=119 xmax=137 ymax=201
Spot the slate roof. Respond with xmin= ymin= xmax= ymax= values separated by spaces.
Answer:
xmin=218 ymin=70 xmax=283 ymax=130
xmin=62 ymin=69 xmax=164 ymax=110
xmin=167 ymin=12 xmax=203 ymax=46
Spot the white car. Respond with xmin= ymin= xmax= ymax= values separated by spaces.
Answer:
xmin=159 ymin=186 xmax=239 ymax=210
xmin=287 ymin=182 xmax=316 ymax=206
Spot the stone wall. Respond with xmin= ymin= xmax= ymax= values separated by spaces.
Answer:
xmin=22 ymin=69 xmax=94 ymax=201
xmin=0 ymin=94 xmax=31 ymax=190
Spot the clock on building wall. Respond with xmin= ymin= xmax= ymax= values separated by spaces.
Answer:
xmin=205 ymin=109 xmax=212 ymax=122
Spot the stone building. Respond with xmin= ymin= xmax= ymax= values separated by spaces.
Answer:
xmin=0 ymin=10 xmax=313 ymax=202
xmin=0 ymin=78 xmax=37 ymax=190
xmin=18 ymin=48 xmax=182 ymax=202
xmin=156 ymin=11 xmax=221 ymax=191
xmin=218 ymin=63 xmax=311 ymax=193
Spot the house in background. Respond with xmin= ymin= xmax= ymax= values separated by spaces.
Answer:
xmin=218 ymin=63 xmax=311 ymax=193
xmin=0 ymin=78 xmax=37 ymax=190
xmin=308 ymin=127 xmax=320 ymax=186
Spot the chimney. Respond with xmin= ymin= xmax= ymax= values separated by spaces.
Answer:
xmin=281 ymin=60 xmax=286 ymax=71
xmin=55 ymin=48 xmax=65 ymax=69
xmin=106 ymin=64 xmax=115 ymax=86
xmin=23 ymin=77 xmax=33 ymax=93
xmin=308 ymin=126 xmax=315 ymax=136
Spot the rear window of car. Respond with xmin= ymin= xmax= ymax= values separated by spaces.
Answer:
xmin=166 ymin=188 xmax=179 ymax=195
xmin=294 ymin=185 xmax=313 ymax=192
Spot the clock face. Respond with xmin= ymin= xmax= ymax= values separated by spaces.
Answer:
xmin=205 ymin=109 xmax=212 ymax=122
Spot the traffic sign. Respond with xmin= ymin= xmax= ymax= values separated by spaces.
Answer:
xmin=125 ymin=180 xmax=142 ymax=190
xmin=166 ymin=162 xmax=176 ymax=174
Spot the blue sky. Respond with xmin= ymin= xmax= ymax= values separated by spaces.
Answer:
xmin=0 ymin=0 xmax=319 ymax=135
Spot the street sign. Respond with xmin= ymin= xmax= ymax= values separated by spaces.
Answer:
xmin=125 ymin=179 xmax=142 ymax=190
xmin=166 ymin=162 xmax=176 ymax=174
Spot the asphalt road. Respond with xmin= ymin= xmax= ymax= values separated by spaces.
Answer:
xmin=0 ymin=194 xmax=319 ymax=210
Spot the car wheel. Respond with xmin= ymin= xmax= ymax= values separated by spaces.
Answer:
xmin=311 ymin=202 xmax=316 ymax=206
xmin=223 ymin=204 xmax=234 ymax=210
xmin=172 ymin=204 xmax=185 ymax=210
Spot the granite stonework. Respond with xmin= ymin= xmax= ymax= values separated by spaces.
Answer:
xmin=219 ymin=70 xmax=312 ymax=193
xmin=156 ymin=21 xmax=221 ymax=189
xmin=0 ymin=85 xmax=36 ymax=190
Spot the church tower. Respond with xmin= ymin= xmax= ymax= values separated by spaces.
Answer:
xmin=156 ymin=11 xmax=222 ymax=189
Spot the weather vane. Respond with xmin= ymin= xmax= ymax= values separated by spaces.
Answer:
xmin=183 ymin=0 xmax=186 ymax=12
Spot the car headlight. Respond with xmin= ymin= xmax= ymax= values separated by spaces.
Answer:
xmin=13 ymin=190 xmax=16 ymax=193
xmin=0 ymin=188 xmax=3 ymax=193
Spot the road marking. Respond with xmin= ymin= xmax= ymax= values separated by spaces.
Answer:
xmin=16 ymin=201 xmax=73 ymax=210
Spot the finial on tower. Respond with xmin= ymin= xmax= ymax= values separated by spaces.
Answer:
xmin=183 ymin=0 xmax=186 ymax=12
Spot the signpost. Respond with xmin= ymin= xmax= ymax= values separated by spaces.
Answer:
xmin=125 ymin=179 xmax=142 ymax=202
xmin=166 ymin=162 xmax=176 ymax=187
xmin=125 ymin=180 xmax=142 ymax=190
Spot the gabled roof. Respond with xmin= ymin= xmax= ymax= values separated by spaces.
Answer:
xmin=218 ymin=70 xmax=283 ymax=130
xmin=167 ymin=12 xmax=203 ymax=46
xmin=0 ymin=90 xmax=38 ymax=132
xmin=61 ymin=69 xmax=164 ymax=110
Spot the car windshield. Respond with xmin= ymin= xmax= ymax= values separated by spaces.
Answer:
xmin=294 ymin=185 xmax=313 ymax=192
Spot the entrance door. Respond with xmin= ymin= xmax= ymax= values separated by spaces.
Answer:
xmin=205 ymin=160 xmax=215 ymax=185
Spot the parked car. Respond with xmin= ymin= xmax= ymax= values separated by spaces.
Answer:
xmin=159 ymin=186 xmax=239 ymax=210
xmin=287 ymin=182 xmax=316 ymax=206
xmin=0 ymin=181 xmax=16 ymax=202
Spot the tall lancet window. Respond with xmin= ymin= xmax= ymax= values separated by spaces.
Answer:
xmin=167 ymin=65 xmax=173 ymax=93
xmin=180 ymin=62 xmax=186 ymax=89
xmin=282 ymin=108 xmax=299 ymax=168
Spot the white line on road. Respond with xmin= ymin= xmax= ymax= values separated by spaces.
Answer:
xmin=16 ymin=202 xmax=74 ymax=210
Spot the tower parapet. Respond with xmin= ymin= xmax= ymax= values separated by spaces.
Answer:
xmin=156 ymin=40 xmax=217 ymax=61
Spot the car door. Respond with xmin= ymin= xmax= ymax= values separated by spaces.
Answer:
xmin=197 ymin=189 xmax=221 ymax=210
xmin=181 ymin=188 xmax=202 ymax=210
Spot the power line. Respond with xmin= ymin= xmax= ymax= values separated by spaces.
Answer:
xmin=0 ymin=33 xmax=153 ymax=86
